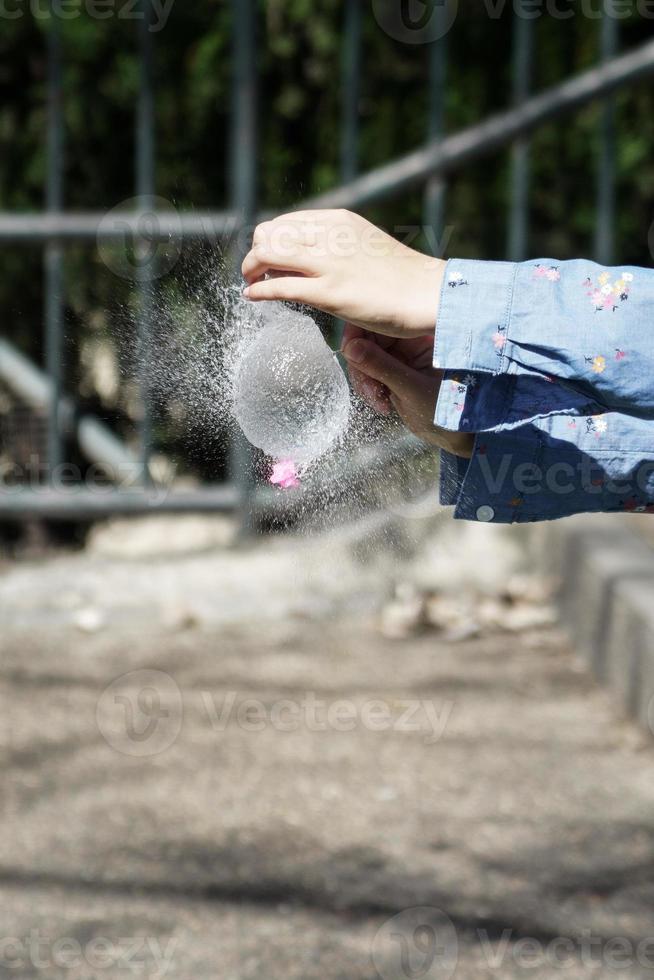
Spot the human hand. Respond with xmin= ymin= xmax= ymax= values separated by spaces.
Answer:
xmin=242 ymin=209 xmax=445 ymax=340
xmin=342 ymin=324 xmax=474 ymax=458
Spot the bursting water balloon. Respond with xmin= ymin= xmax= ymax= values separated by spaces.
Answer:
xmin=231 ymin=304 xmax=351 ymax=473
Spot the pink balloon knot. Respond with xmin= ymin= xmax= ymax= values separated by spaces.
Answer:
xmin=270 ymin=459 xmax=300 ymax=490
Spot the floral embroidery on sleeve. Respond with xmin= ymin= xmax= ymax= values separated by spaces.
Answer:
xmin=585 ymin=355 xmax=607 ymax=374
xmin=449 ymin=377 xmax=466 ymax=412
xmin=583 ymin=270 xmax=633 ymax=312
xmin=492 ymin=325 xmax=507 ymax=353
xmin=447 ymin=271 xmax=468 ymax=288
xmin=533 ymin=264 xmax=560 ymax=281
xmin=586 ymin=416 xmax=607 ymax=437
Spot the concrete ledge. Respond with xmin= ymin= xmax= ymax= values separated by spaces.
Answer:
xmin=529 ymin=515 xmax=654 ymax=736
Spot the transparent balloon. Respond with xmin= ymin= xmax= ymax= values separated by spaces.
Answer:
xmin=231 ymin=304 xmax=351 ymax=468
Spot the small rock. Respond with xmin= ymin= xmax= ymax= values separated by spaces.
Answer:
xmin=501 ymin=604 xmax=558 ymax=632
xmin=425 ymin=593 xmax=474 ymax=631
xmin=443 ymin=621 xmax=482 ymax=643
xmin=379 ymin=583 xmax=426 ymax=639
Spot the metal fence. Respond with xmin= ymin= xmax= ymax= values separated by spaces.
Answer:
xmin=1 ymin=0 xmax=654 ymax=523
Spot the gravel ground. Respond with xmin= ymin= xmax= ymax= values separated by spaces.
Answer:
xmin=2 ymin=521 xmax=654 ymax=979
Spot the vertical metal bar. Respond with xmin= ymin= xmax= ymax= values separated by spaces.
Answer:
xmin=231 ymin=0 xmax=257 ymax=223
xmin=424 ymin=10 xmax=448 ymax=255
xmin=595 ymin=2 xmax=618 ymax=265
xmin=230 ymin=0 xmax=257 ymax=528
xmin=341 ymin=0 xmax=362 ymax=185
xmin=508 ymin=0 xmax=534 ymax=261
xmin=136 ymin=0 xmax=155 ymax=485
xmin=136 ymin=2 xmax=155 ymax=203
xmin=45 ymin=7 xmax=64 ymax=481
xmin=334 ymin=0 xmax=363 ymax=347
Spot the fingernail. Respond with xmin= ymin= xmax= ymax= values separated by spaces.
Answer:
xmin=242 ymin=286 xmax=251 ymax=298
xmin=343 ymin=340 xmax=365 ymax=363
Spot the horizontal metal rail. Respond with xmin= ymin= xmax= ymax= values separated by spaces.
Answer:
xmin=300 ymin=36 xmax=654 ymax=211
xmin=0 ymin=487 xmax=240 ymax=519
xmin=0 ymin=211 xmax=236 ymax=244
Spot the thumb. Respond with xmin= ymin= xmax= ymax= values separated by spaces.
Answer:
xmin=343 ymin=339 xmax=415 ymax=397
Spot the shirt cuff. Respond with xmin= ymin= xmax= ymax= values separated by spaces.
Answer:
xmin=440 ymin=424 xmax=654 ymax=524
xmin=442 ymin=430 xmax=546 ymax=524
xmin=434 ymin=259 xmax=518 ymax=374
xmin=434 ymin=372 xmax=603 ymax=436
xmin=439 ymin=449 xmax=471 ymax=506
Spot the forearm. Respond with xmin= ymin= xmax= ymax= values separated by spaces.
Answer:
xmin=432 ymin=256 xmax=654 ymax=522
xmin=419 ymin=421 xmax=475 ymax=458
xmin=433 ymin=257 xmax=653 ymax=414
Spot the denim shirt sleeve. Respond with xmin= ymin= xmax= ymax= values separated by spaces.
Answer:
xmin=434 ymin=258 xmax=654 ymax=523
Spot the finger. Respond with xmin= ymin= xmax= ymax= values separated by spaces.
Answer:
xmin=241 ymin=243 xmax=315 ymax=284
xmin=341 ymin=322 xmax=366 ymax=350
xmin=253 ymin=221 xmax=306 ymax=253
xmin=256 ymin=211 xmax=349 ymax=251
xmin=348 ymin=363 xmax=391 ymax=415
xmin=243 ymin=275 xmax=326 ymax=307
xmin=253 ymin=213 xmax=328 ymax=248
xmin=342 ymin=323 xmax=397 ymax=357
xmin=342 ymin=339 xmax=418 ymax=397
xmin=268 ymin=209 xmax=341 ymax=224
xmin=252 ymin=220 xmax=274 ymax=245
xmin=361 ymin=378 xmax=392 ymax=415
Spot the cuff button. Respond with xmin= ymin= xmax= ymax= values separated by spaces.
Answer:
xmin=476 ymin=505 xmax=495 ymax=522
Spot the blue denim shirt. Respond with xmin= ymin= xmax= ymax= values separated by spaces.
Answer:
xmin=433 ymin=258 xmax=654 ymax=523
